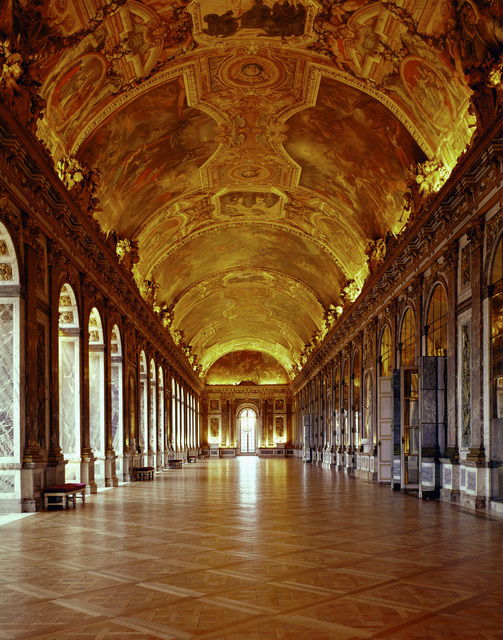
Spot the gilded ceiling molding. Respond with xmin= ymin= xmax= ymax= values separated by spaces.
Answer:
xmin=189 ymin=329 xmax=303 ymax=369
xmin=206 ymin=384 xmax=292 ymax=398
xmin=0 ymin=109 xmax=203 ymax=391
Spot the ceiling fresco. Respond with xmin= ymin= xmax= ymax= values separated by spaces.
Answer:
xmin=205 ymin=351 xmax=290 ymax=385
xmin=78 ymin=78 xmax=219 ymax=235
xmin=5 ymin=0 xmax=499 ymax=384
xmin=284 ymin=77 xmax=427 ymax=238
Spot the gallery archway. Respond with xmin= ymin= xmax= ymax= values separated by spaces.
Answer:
xmin=239 ymin=407 xmax=257 ymax=455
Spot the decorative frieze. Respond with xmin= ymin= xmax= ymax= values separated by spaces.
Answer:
xmin=22 ymin=215 xmax=39 ymax=249
xmin=460 ymin=244 xmax=471 ymax=289
xmin=467 ymin=214 xmax=485 ymax=249
xmin=440 ymin=239 xmax=458 ymax=272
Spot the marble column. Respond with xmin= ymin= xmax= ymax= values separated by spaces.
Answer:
xmin=104 ymin=316 xmax=118 ymax=487
xmin=463 ymin=217 xmax=486 ymax=510
xmin=80 ymin=287 xmax=97 ymax=494
xmin=467 ymin=219 xmax=485 ymax=462
xmin=444 ymin=243 xmax=459 ymax=460
xmin=21 ymin=234 xmax=45 ymax=511
xmin=47 ymin=258 xmax=65 ymax=486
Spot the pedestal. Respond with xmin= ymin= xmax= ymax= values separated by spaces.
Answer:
xmin=439 ymin=458 xmax=460 ymax=504
xmin=81 ymin=449 xmax=97 ymax=494
xmin=105 ymin=449 xmax=118 ymax=487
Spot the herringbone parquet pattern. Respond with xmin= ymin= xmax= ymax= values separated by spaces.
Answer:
xmin=0 ymin=458 xmax=501 ymax=639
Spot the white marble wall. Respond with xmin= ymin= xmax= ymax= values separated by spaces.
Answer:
xmin=89 ymin=352 xmax=104 ymax=456
xmin=158 ymin=389 xmax=164 ymax=450
xmin=59 ymin=337 xmax=80 ymax=458
xmin=0 ymin=303 xmax=16 ymax=460
xmin=140 ymin=380 xmax=147 ymax=453
xmin=149 ymin=386 xmax=156 ymax=451
xmin=111 ymin=364 xmax=121 ymax=453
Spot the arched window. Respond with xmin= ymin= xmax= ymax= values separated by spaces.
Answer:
xmin=196 ymin=398 xmax=200 ymax=448
xmin=0 ymin=222 xmax=21 ymax=508
xmin=139 ymin=351 xmax=148 ymax=460
xmin=171 ymin=378 xmax=176 ymax=450
xmin=128 ymin=372 xmax=136 ymax=452
xmin=58 ymin=284 xmax=81 ymax=482
xmin=149 ymin=359 xmax=157 ymax=460
xmin=342 ymin=360 xmax=349 ymax=446
xmin=352 ymin=351 xmax=361 ymax=448
xmin=239 ymin=408 xmax=257 ymax=454
xmin=380 ymin=324 xmax=391 ymax=377
xmin=363 ymin=372 xmax=372 ymax=440
xmin=89 ymin=307 xmax=105 ymax=486
xmin=176 ymin=382 xmax=182 ymax=450
xmin=400 ymin=307 xmax=416 ymax=367
xmin=180 ymin=385 xmax=185 ymax=449
xmin=158 ymin=366 xmax=164 ymax=466
xmin=333 ymin=365 xmax=340 ymax=444
xmin=426 ymin=284 xmax=448 ymax=356
xmin=491 ymin=235 xmax=502 ymax=421
xmin=111 ymin=325 xmax=123 ymax=478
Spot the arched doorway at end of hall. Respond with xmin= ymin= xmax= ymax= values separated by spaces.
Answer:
xmin=238 ymin=407 xmax=258 ymax=455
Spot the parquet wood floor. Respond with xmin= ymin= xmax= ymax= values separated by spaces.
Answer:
xmin=0 ymin=458 xmax=501 ymax=639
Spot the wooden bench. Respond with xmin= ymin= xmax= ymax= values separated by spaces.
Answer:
xmin=43 ymin=483 xmax=86 ymax=510
xmin=168 ymin=459 xmax=182 ymax=469
xmin=134 ymin=466 xmax=154 ymax=480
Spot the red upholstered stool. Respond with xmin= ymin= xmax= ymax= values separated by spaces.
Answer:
xmin=135 ymin=466 xmax=155 ymax=480
xmin=43 ymin=483 xmax=86 ymax=509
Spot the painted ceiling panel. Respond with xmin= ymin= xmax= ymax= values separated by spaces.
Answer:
xmin=284 ymin=78 xmax=427 ymax=238
xmin=79 ymin=79 xmax=219 ymax=236
xmin=206 ymin=351 xmax=290 ymax=385
xmin=152 ymin=225 xmax=346 ymax=307
xmin=21 ymin=0 xmax=498 ymax=383
xmin=176 ymin=283 xmax=318 ymax=344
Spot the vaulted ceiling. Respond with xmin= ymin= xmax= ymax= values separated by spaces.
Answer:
xmin=25 ymin=0 xmax=500 ymax=383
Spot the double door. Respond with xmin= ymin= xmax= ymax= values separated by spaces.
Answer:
xmin=401 ymin=367 xmax=419 ymax=488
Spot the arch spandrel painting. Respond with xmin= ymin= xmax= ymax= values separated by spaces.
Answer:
xmin=284 ymin=77 xmax=427 ymax=238
xmin=79 ymin=79 xmax=219 ymax=236
xmin=189 ymin=0 xmax=318 ymax=46
xmin=205 ymin=350 xmax=290 ymax=384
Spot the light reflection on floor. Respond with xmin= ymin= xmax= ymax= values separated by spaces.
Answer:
xmin=0 ymin=458 xmax=501 ymax=639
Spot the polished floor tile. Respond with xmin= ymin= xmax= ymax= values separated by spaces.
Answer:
xmin=0 ymin=458 xmax=501 ymax=639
